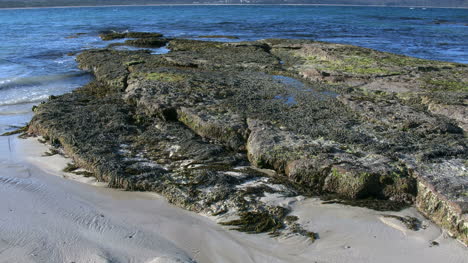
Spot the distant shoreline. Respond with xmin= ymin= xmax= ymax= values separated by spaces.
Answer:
xmin=0 ymin=4 xmax=467 ymax=10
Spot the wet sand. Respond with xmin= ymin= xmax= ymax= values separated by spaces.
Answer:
xmin=0 ymin=136 xmax=466 ymax=263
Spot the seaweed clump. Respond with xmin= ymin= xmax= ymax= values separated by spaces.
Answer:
xmin=220 ymin=207 xmax=288 ymax=234
xmin=1 ymin=125 xmax=29 ymax=137
xmin=63 ymin=163 xmax=79 ymax=173
xmin=100 ymin=31 xmax=163 ymax=41
xmin=382 ymin=214 xmax=422 ymax=231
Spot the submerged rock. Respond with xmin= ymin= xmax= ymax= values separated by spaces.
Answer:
xmin=26 ymin=33 xmax=467 ymax=244
xmin=198 ymin=35 xmax=240 ymax=39
xmin=100 ymin=31 xmax=164 ymax=41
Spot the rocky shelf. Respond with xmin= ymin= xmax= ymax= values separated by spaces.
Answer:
xmin=22 ymin=32 xmax=467 ymax=244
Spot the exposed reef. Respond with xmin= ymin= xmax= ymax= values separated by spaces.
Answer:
xmin=99 ymin=31 xmax=164 ymax=41
xmin=198 ymin=35 xmax=240 ymax=39
xmin=24 ymin=32 xmax=467 ymax=244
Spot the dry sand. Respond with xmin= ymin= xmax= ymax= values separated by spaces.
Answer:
xmin=0 ymin=136 xmax=466 ymax=263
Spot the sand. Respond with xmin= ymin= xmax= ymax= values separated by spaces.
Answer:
xmin=0 ymin=135 xmax=466 ymax=263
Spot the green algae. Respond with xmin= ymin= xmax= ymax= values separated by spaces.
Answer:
xmin=168 ymin=39 xmax=224 ymax=51
xmin=379 ymin=55 xmax=434 ymax=67
xmin=176 ymin=109 xmax=245 ymax=150
xmin=306 ymin=55 xmax=400 ymax=76
xmin=75 ymin=81 xmax=118 ymax=98
xmin=124 ymin=60 xmax=145 ymax=66
xmin=220 ymin=207 xmax=288 ymax=234
xmin=42 ymin=148 xmax=60 ymax=157
xmin=295 ymin=44 xmax=461 ymax=79
xmin=327 ymin=169 xmax=376 ymax=198
xmin=285 ymin=216 xmax=319 ymax=242
xmin=423 ymin=79 xmax=468 ymax=92
xmin=1 ymin=125 xmax=29 ymax=137
xmin=146 ymin=72 xmax=185 ymax=83
xmin=220 ymin=210 xmax=284 ymax=233
xmin=284 ymin=215 xmax=299 ymax=223
xmin=72 ymin=170 xmax=95 ymax=178
xmin=63 ymin=163 xmax=79 ymax=173
xmin=382 ymin=214 xmax=422 ymax=231
xmin=307 ymin=232 xmax=318 ymax=242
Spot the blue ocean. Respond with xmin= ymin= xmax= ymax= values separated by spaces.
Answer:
xmin=0 ymin=5 xmax=467 ymax=133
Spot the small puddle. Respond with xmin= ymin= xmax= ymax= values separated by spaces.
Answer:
xmin=152 ymin=45 xmax=171 ymax=55
xmin=273 ymin=75 xmax=311 ymax=92
xmin=110 ymin=43 xmax=170 ymax=55
xmin=274 ymin=95 xmax=297 ymax=105
xmin=272 ymin=75 xmax=339 ymax=102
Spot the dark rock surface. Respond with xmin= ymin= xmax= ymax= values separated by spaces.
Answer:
xmin=99 ymin=31 xmax=164 ymax=41
xmin=26 ymin=33 xmax=467 ymax=244
xmin=198 ymin=35 xmax=240 ymax=39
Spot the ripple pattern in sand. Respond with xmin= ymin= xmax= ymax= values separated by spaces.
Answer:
xmin=0 ymin=140 xmax=194 ymax=263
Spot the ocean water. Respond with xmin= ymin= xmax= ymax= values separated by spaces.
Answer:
xmin=0 ymin=5 xmax=467 ymax=133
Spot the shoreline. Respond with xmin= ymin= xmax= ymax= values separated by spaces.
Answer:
xmin=0 ymin=4 xmax=467 ymax=11
xmin=0 ymin=135 xmax=466 ymax=262
xmin=25 ymin=34 xmax=468 ymax=246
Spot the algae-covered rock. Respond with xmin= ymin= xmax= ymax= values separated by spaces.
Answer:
xmin=100 ymin=31 xmax=164 ymax=41
xmin=123 ymin=38 xmax=169 ymax=48
xmin=247 ymin=119 xmax=416 ymax=201
xmin=27 ymin=34 xmax=468 ymax=244
xmin=198 ymin=35 xmax=240 ymax=39
xmin=76 ymin=49 xmax=154 ymax=90
xmin=264 ymin=38 xmax=468 ymax=132
xmin=263 ymin=38 xmax=462 ymax=83
xmin=164 ymin=39 xmax=281 ymax=71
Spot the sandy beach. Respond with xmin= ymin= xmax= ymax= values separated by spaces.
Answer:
xmin=0 ymin=135 xmax=465 ymax=263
